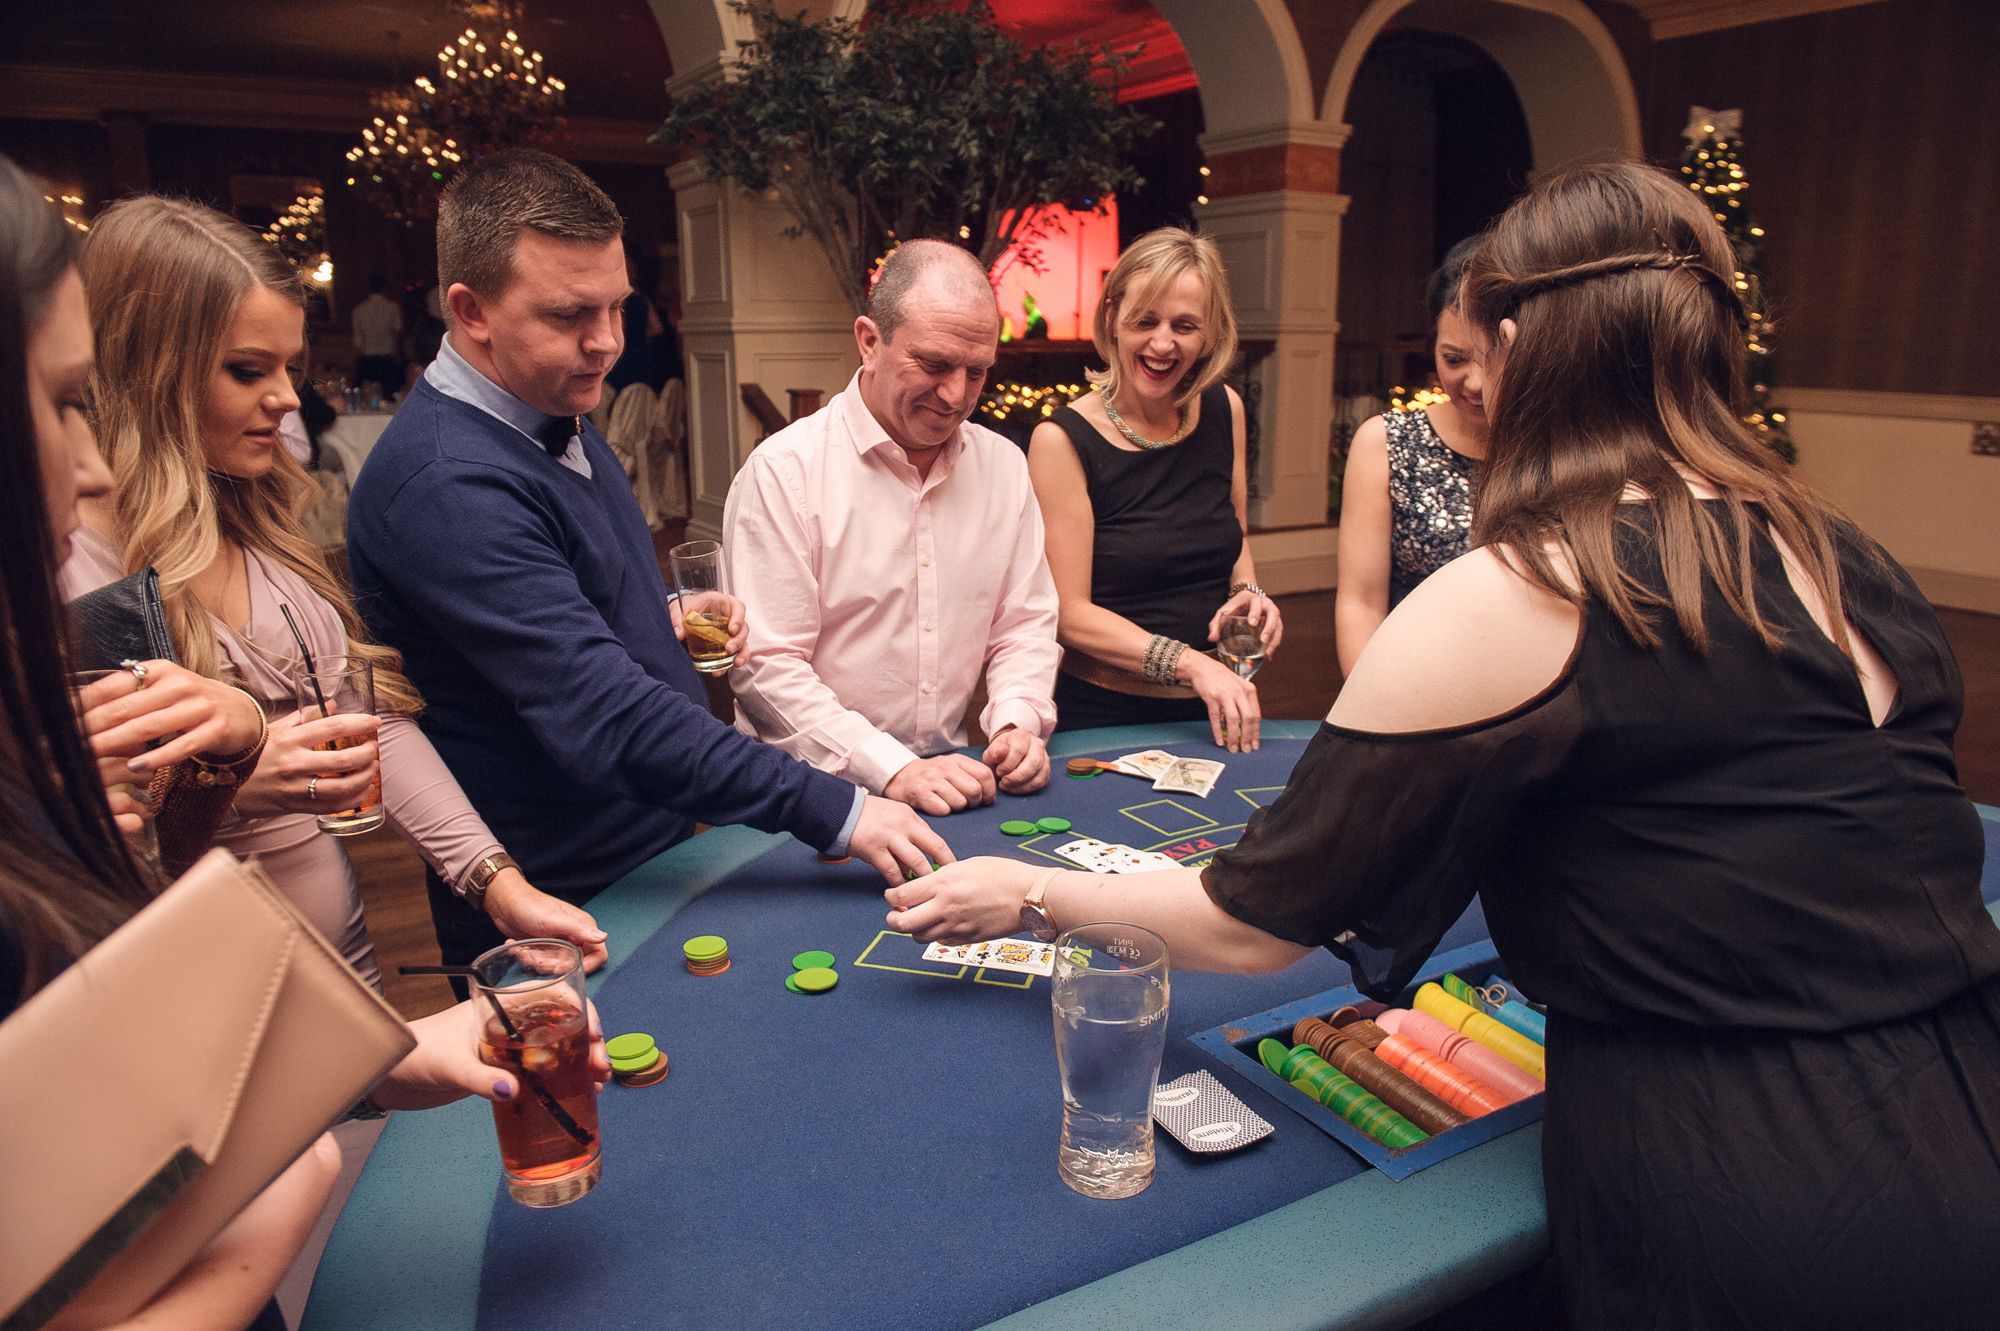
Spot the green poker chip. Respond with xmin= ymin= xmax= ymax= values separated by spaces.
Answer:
xmin=1066 ymin=768 xmax=1101 ymax=779
xmin=792 ymin=966 xmax=839 ymax=993
xmin=1035 ymin=816 xmax=1071 ymax=834
xmin=792 ymin=950 xmax=836 ymax=971
xmin=785 ymin=974 xmax=804 ymax=995
xmin=999 ymin=820 xmax=1039 ymax=836
xmin=682 ymin=934 xmax=728 ymax=962
xmin=605 ymin=1033 xmax=657 ymax=1065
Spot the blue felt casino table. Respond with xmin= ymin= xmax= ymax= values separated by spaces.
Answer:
xmin=303 ymin=721 xmax=2000 ymax=1331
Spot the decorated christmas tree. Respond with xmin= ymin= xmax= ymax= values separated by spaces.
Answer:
xmin=1680 ymin=107 xmax=1795 ymax=463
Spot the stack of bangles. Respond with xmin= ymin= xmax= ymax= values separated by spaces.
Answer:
xmin=1141 ymin=634 xmax=1190 ymax=686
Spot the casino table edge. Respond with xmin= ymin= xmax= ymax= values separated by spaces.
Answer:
xmin=301 ymin=729 xmax=2000 ymax=1331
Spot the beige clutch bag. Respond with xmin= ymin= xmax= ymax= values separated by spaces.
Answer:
xmin=0 ymin=849 xmax=415 ymax=1331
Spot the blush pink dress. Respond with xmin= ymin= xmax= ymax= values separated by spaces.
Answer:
xmin=63 ymin=524 xmax=506 ymax=989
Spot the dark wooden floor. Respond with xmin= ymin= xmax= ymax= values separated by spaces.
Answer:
xmin=356 ymin=550 xmax=2000 ymax=1019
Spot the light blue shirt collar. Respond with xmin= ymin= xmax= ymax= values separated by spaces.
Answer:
xmin=425 ymin=334 xmax=590 ymax=478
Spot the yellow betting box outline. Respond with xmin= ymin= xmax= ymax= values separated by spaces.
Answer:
xmin=852 ymin=930 xmax=1039 ymax=988
xmin=1120 ymin=798 xmax=1219 ymax=839
xmin=1234 ymin=786 xmax=1285 ymax=811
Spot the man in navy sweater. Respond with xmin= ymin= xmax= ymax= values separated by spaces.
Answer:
xmin=347 ymin=150 xmax=952 ymax=967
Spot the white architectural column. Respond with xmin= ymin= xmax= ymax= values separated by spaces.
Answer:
xmin=669 ymin=159 xmax=857 ymax=540
xmin=1196 ymin=122 xmax=1350 ymax=552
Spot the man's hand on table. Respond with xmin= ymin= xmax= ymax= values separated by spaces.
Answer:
xmin=982 ymin=727 xmax=1049 ymax=794
xmin=848 ymin=793 xmax=955 ymax=887
xmin=483 ymin=868 xmax=609 ymax=972
xmin=885 ymin=754 xmax=997 ymax=814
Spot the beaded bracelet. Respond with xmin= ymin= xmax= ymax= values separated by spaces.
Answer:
xmin=1229 ymin=581 xmax=1267 ymax=599
xmin=1142 ymin=634 xmax=1189 ymax=685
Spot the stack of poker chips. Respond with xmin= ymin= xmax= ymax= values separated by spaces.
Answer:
xmin=683 ymin=934 xmax=731 ymax=976
xmin=1442 ymin=972 xmax=1549 ymax=1046
xmin=1321 ymin=1007 xmax=1509 ymax=1117
xmin=607 ymin=1032 xmax=669 ymax=1087
xmin=1375 ymin=1008 xmax=1544 ymax=1103
xmin=787 ymin=949 xmax=839 ymax=995
xmin=1414 ymin=982 xmax=1545 ymax=1081
xmin=1291 ymin=1016 xmax=1470 ymax=1135
xmin=1257 ymin=1038 xmax=1427 ymax=1149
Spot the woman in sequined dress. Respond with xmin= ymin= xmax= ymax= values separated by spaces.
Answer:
xmin=1334 ymin=237 xmax=1489 ymax=675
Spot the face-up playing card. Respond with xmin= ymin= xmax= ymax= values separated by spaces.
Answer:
xmin=1152 ymin=1069 xmax=1275 ymax=1154
xmin=1051 ymin=838 xmax=1121 ymax=872
xmin=1115 ymin=749 xmax=1178 ymax=780
xmin=921 ymin=937 xmax=1058 ymax=976
xmin=1153 ymin=756 xmax=1224 ymax=798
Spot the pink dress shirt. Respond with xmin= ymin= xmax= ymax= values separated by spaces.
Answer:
xmin=724 ymin=373 xmax=1061 ymax=794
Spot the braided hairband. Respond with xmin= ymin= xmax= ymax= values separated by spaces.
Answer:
xmin=1491 ymin=239 xmax=1751 ymax=330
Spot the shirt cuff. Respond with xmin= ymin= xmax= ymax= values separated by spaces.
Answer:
xmin=984 ymin=698 xmax=1053 ymax=741
xmin=827 ymin=786 xmax=868 ymax=857
xmin=847 ymin=731 xmax=925 ymax=796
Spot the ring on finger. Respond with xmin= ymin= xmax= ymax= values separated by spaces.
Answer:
xmin=119 ymin=659 xmax=150 ymax=689
xmin=308 ymin=774 xmax=320 ymax=802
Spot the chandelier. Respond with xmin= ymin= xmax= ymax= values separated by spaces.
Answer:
xmin=344 ymin=86 xmax=465 ymax=225
xmin=416 ymin=0 xmax=567 ymax=149
xmin=343 ymin=0 xmax=563 ymax=224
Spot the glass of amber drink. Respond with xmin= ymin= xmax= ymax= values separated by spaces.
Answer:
xmin=668 ymin=539 xmax=736 ymax=673
xmin=291 ymin=655 xmax=384 ymax=835
xmin=470 ymin=938 xmax=602 ymax=1208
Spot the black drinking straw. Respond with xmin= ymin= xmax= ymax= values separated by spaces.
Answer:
xmin=278 ymin=603 xmax=331 ymax=717
xmin=399 ymin=963 xmax=596 ymax=1149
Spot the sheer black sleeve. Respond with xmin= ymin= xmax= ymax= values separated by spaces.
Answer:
xmin=1203 ymin=681 xmax=1581 ymax=998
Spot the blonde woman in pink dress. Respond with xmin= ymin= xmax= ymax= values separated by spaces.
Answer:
xmin=62 ymin=195 xmax=607 ymax=987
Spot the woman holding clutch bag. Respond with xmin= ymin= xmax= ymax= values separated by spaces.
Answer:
xmin=63 ymin=195 xmax=606 ymax=987
xmin=2 ymin=154 xmax=606 ymax=1331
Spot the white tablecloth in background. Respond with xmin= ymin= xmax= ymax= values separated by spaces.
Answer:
xmin=321 ymin=411 xmax=395 ymax=482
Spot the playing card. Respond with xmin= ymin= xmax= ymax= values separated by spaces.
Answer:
xmin=921 ymin=938 xmax=1058 ymax=976
xmin=1052 ymin=838 xmax=1121 ymax=872
xmin=1120 ymin=849 xmax=1181 ymax=870
xmin=1152 ymin=1069 xmax=1275 ymax=1153
xmin=1153 ymin=756 xmax=1224 ymax=798
xmin=1115 ymin=749 xmax=1178 ymax=780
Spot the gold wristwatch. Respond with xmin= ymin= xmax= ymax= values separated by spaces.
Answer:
xmin=462 ymin=851 xmax=519 ymax=913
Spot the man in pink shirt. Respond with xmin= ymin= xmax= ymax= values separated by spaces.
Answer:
xmin=724 ymin=240 xmax=1061 ymax=816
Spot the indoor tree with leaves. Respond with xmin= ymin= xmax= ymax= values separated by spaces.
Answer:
xmin=656 ymin=0 xmax=1156 ymax=314
xmin=1680 ymin=106 xmax=1795 ymax=463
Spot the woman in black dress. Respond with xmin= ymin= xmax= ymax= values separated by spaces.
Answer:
xmin=886 ymin=160 xmax=2000 ymax=1328
xmin=1029 ymin=228 xmax=1282 ymax=752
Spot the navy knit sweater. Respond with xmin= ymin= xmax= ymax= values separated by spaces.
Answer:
xmin=346 ymin=378 xmax=855 ymax=900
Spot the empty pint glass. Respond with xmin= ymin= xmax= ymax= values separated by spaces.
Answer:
xmin=1051 ymin=922 xmax=1170 ymax=1199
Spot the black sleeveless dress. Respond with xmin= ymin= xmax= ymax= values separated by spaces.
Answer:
xmin=1204 ymin=506 xmax=2000 ymax=1328
xmin=1048 ymin=385 xmax=1242 ymax=729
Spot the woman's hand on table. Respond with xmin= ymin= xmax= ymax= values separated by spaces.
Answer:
xmin=78 ymin=661 xmax=265 ymax=775
xmin=232 ymin=710 xmax=379 ymax=818
xmin=482 ymin=869 xmax=609 ymax=973
xmin=884 ymin=855 xmax=1041 ymax=944
xmin=370 ymin=997 xmax=611 ymax=1112
xmin=1208 ymin=588 xmax=1284 ymax=655
xmin=1184 ymin=651 xmax=1261 ymax=754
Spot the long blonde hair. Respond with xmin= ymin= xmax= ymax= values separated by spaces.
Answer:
xmin=80 ymin=196 xmax=422 ymax=711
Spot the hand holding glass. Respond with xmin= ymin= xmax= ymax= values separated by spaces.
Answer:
xmin=1216 ymin=615 xmax=1267 ymax=680
xmin=669 ymin=539 xmax=736 ymax=674
xmin=471 ymin=938 xmax=603 ymax=1208
xmin=292 ymin=655 xmax=383 ymax=835
xmin=1052 ymin=922 xmax=1170 ymax=1199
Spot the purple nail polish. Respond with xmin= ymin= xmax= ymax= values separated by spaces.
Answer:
xmin=492 ymin=1079 xmax=514 ymax=1099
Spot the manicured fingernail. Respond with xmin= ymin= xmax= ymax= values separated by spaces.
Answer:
xmin=492 ymin=1079 xmax=514 ymax=1099
xmin=127 ymin=757 xmax=151 ymax=774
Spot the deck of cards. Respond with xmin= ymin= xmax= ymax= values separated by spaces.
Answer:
xmin=1116 ymin=750 xmax=1225 ymax=799
xmin=1153 ymin=1069 xmax=1275 ymax=1154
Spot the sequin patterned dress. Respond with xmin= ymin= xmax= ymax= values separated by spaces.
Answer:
xmin=1383 ymin=408 xmax=1477 ymax=606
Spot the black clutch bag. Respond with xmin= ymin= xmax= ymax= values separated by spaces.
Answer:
xmin=68 ymin=568 xmax=179 ymax=671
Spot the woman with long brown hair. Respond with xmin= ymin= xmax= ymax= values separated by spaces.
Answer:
xmin=885 ymin=160 xmax=2000 ymax=1326
xmin=65 ymin=196 xmax=605 ymax=986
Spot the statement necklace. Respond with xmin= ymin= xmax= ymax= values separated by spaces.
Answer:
xmin=1102 ymin=390 xmax=1196 ymax=450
